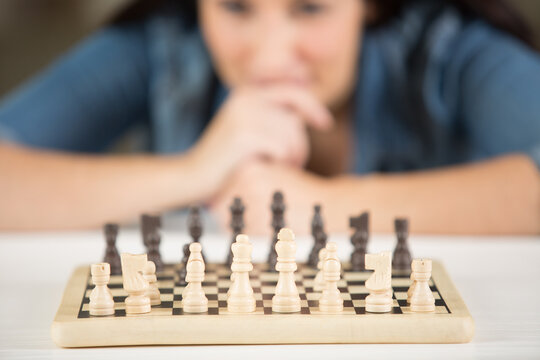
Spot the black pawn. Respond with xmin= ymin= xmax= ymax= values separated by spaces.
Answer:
xmin=307 ymin=205 xmax=327 ymax=267
xmin=103 ymin=223 xmax=121 ymax=275
xmin=147 ymin=216 xmax=164 ymax=272
xmin=392 ymin=218 xmax=412 ymax=271
xmin=188 ymin=206 xmax=206 ymax=262
xmin=141 ymin=214 xmax=152 ymax=248
xmin=226 ymin=197 xmax=245 ymax=266
xmin=267 ymin=191 xmax=285 ymax=272
xmin=177 ymin=243 xmax=190 ymax=286
xmin=141 ymin=214 xmax=163 ymax=271
xmin=350 ymin=212 xmax=369 ymax=271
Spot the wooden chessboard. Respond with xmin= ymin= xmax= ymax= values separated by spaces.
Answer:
xmin=51 ymin=261 xmax=474 ymax=347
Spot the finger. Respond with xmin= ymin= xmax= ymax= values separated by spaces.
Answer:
xmin=259 ymin=108 xmax=309 ymax=166
xmin=260 ymin=85 xmax=334 ymax=131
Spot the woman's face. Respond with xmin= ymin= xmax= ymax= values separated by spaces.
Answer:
xmin=199 ymin=0 xmax=365 ymax=110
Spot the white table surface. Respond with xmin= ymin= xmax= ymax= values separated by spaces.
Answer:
xmin=1 ymin=219 xmax=539 ymax=360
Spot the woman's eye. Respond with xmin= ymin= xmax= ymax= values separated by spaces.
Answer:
xmin=220 ymin=0 xmax=249 ymax=14
xmin=295 ymin=1 xmax=326 ymax=15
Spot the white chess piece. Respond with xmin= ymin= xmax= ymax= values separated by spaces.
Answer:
xmin=319 ymin=242 xmax=343 ymax=313
xmin=313 ymin=247 xmax=327 ymax=292
xmin=365 ymin=251 xmax=393 ymax=313
xmin=227 ymin=234 xmax=256 ymax=313
xmin=410 ymin=259 xmax=435 ymax=312
xmin=143 ymin=261 xmax=161 ymax=306
xmin=407 ymin=271 xmax=416 ymax=304
xmin=182 ymin=242 xmax=208 ymax=313
xmin=272 ymin=228 xmax=301 ymax=313
xmin=121 ymin=253 xmax=151 ymax=314
xmin=89 ymin=263 xmax=115 ymax=316
xmin=227 ymin=272 xmax=235 ymax=299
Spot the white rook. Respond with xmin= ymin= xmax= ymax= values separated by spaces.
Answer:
xmin=89 ymin=263 xmax=114 ymax=316
xmin=410 ymin=259 xmax=435 ymax=312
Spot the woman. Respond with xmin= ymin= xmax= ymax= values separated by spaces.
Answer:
xmin=0 ymin=0 xmax=539 ymax=234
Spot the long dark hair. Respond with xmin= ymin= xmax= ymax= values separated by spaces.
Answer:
xmin=368 ymin=0 xmax=533 ymax=46
xmin=114 ymin=0 xmax=533 ymax=46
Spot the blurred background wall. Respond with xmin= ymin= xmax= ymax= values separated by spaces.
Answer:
xmin=1 ymin=0 xmax=539 ymax=98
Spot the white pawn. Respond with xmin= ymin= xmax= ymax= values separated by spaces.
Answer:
xmin=121 ymin=253 xmax=151 ymax=314
xmin=272 ymin=228 xmax=301 ymax=313
xmin=410 ymin=259 xmax=435 ymax=312
xmin=89 ymin=263 xmax=115 ymax=316
xmin=143 ymin=261 xmax=161 ymax=306
xmin=313 ymin=247 xmax=327 ymax=292
xmin=365 ymin=252 xmax=393 ymax=313
xmin=319 ymin=242 xmax=343 ymax=313
xmin=182 ymin=242 xmax=208 ymax=313
xmin=227 ymin=234 xmax=256 ymax=313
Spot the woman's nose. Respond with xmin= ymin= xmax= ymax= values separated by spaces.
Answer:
xmin=248 ymin=17 xmax=303 ymax=85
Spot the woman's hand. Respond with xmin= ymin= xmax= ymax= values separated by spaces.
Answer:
xmin=189 ymin=85 xmax=333 ymax=198
xmin=208 ymin=160 xmax=334 ymax=236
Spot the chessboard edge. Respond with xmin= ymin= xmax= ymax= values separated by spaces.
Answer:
xmin=51 ymin=265 xmax=90 ymax=347
xmin=431 ymin=261 xmax=475 ymax=342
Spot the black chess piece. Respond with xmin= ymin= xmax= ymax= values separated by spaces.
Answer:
xmin=188 ymin=206 xmax=206 ymax=262
xmin=147 ymin=215 xmax=164 ymax=272
xmin=267 ymin=191 xmax=285 ymax=272
xmin=103 ymin=223 xmax=121 ymax=275
xmin=141 ymin=214 xmax=163 ymax=271
xmin=392 ymin=218 xmax=412 ymax=271
xmin=307 ymin=205 xmax=327 ymax=267
xmin=177 ymin=243 xmax=190 ymax=286
xmin=141 ymin=214 xmax=152 ymax=248
xmin=350 ymin=212 xmax=369 ymax=271
xmin=226 ymin=197 xmax=245 ymax=266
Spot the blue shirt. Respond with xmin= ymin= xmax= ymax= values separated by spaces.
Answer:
xmin=1 ymin=1 xmax=539 ymax=173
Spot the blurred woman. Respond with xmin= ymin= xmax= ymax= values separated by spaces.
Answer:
xmin=0 ymin=0 xmax=539 ymax=234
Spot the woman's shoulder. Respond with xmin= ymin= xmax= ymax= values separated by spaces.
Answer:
xmin=361 ymin=0 xmax=540 ymax=116
xmin=368 ymin=0 xmax=538 ymax=73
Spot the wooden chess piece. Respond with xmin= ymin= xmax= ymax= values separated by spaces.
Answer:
xmin=89 ymin=263 xmax=115 ymax=316
xmin=410 ymin=259 xmax=435 ymax=312
xmin=182 ymin=242 xmax=208 ymax=313
xmin=267 ymin=191 xmax=285 ymax=272
xmin=313 ymin=247 xmax=328 ymax=291
xmin=121 ymin=253 xmax=151 ymax=314
xmin=103 ymin=223 xmax=121 ymax=275
xmin=365 ymin=252 xmax=392 ymax=313
xmin=188 ymin=206 xmax=206 ymax=262
xmin=407 ymin=272 xmax=416 ymax=304
xmin=392 ymin=218 xmax=412 ymax=271
xmin=226 ymin=197 xmax=245 ymax=266
xmin=143 ymin=260 xmax=161 ymax=306
xmin=350 ymin=212 xmax=369 ymax=271
xmin=177 ymin=243 xmax=190 ymax=286
xmin=144 ymin=215 xmax=163 ymax=272
xmin=307 ymin=205 xmax=328 ymax=268
xmin=272 ymin=228 xmax=301 ymax=313
xmin=227 ymin=234 xmax=256 ymax=313
xmin=141 ymin=214 xmax=153 ymax=248
xmin=319 ymin=242 xmax=343 ymax=313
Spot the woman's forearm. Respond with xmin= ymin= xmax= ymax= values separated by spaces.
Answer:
xmin=328 ymin=154 xmax=540 ymax=235
xmin=0 ymin=143 xmax=214 ymax=230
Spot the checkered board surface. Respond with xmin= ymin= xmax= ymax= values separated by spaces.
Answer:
xmin=78 ymin=263 xmax=450 ymax=317
xmin=52 ymin=261 xmax=474 ymax=347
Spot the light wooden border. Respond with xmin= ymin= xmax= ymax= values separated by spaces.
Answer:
xmin=51 ymin=261 xmax=474 ymax=347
